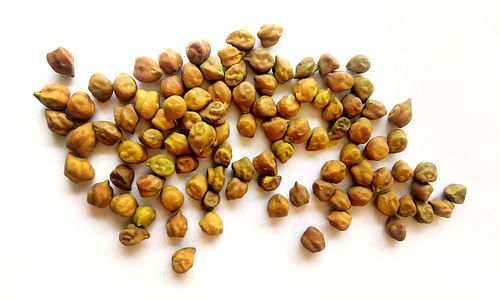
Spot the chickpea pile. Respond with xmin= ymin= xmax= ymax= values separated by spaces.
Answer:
xmin=36 ymin=24 xmax=467 ymax=273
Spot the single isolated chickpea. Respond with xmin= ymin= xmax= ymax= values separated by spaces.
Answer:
xmin=273 ymin=56 xmax=294 ymax=83
xmin=171 ymin=247 xmax=196 ymax=274
xmin=429 ymin=197 xmax=455 ymax=218
xmin=267 ymin=194 xmax=289 ymax=218
xmin=118 ymin=141 xmax=148 ymax=164
xmin=114 ymin=104 xmax=139 ymax=134
xmin=175 ymin=155 xmax=199 ymax=174
xmin=145 ymin=155 xmax=174 ymax=177
xmin=45 ymin=110 xmax=75 ymax=136
xmin=160 ymin=75 xmax=184 ymax=98
xmin=363 ymin=136 xmax=389 ymax=161
xmin=253 ymin=151 xmax=278 ymax=175
xmin=318 ymin=54 xmax=339 ymax=76
xmin=321 ymin=160 xmax=346 ymax=184
xmin=225 ymin=177 xmax=248 ymax=200
xmin=110 ymin=194 xmax=138 ymax=217
xmin=362 ymin=99 xmax=387 ymax=120
xmin=133 ymin=206 xmax=156 ymax=227
xmin=133 ymin=56 xmax=162 ymax=83
xmin=226 ymin=29 xmax=256 ymax=51
xmin=93 ymin=121 xmax=122 ymax=146
xmin=46 ymin=46 xmax=74 ymax=77
xmin=88 ymin=73 xmax=113 ymax=102
xmin=350 ymin=159 xmax=374 ymax=186
xmin=387 ymin=129 xmax=408 ymax=153
xmin=312 ymin=179 xmax=335 ymax=202
xmin=327 ymin=211 xmax=352 ymax=231
xmin=186 ymin=174 xmax=208 ymax=200
xmin=64 ymin=153 xmax=95 ymax=183
xmin=386 ymin=216 xmax=406 ymax=241
xmin=293 ymin=78 xmax=317 ymax=103
xmin=67 ymin=92 xmax=95 ymax=122
xmin=300 ymin=226 xmax=325 ymax=253
xmin=232 ymin=81 xmax=256 ymax=113
xmin=136 ymin=174 xmax=164 ymax=198
xmin=284 ymin=117 xmax=312 ymax=144
xmin=271 ymin=140 xmax=295 ymax=164
xmin=65 ymin=122 xmax=97 ymax=157
xmin=289 ymin=182 xmax=310 ymax=207
xmin=294 ymin=57 xmax=318 ymax=78
xmin=199 ymin=212 xmax=223 ymax=235
xmin=277 ymin=94 xmax=301 ymax=117
xmin=306 ymin=127 xmax=329 ymax=151
xmin=258 ymin=175 xmax=282 ymax=191
xmin=444 ymin=184 xmax=467 ymax=204
xmin=113 ymin=73 xmax=137 ymax=102
xmin=34 ymin=83 xmax=70 ymax=111
xmin=161 ymin=185 xmax=185 ymax=212
xmin=392 ymin=160 xmax=414 ymax=182
xmin=166 ymin=210 xmax=188 ymax=238
xmin=158 ymin=48 xmax=183 ymax=74
xmin=388 ymin=98 xmax=412 ymax=128
xmin=257 ymin=24 xmax=283 ymax=47
xmin=119 ymin=224 xmax=150 ymax=246
xmin=139 ymin=128 xmax=164 ymax=149
xmin=414 ymin=162 xmax=438 ymax=182
xmin=347 ymin=54 xmax=371 ymax=73
xmin=87 ymin=180 xmax=113 ymax=208
xmin=109 ymin=164 xmax=135 ymax=191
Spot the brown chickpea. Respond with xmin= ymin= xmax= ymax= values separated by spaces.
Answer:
xmin=372 ymin=167 xmax=395 ymax=193
xmin=262 ymin=117 xmax=288 ymax=141
xmin=185 ymin=174 xmax=208 ymax=201
xmin=225 ymin=177 xmax=248 ymax=200
xmin=322 ymin=97 xmax=343 ymax=122
xmin=388 ymin=98 xmax=412 ymax=128
xmin=175 ymin=155 xmax=199 ymax=174
xmin=66 ymin=122 xmax=97 ymax=157
xmin=244 ymin=48 xmax=274 ymax=73
xmin=237 ymin=113 xmax=257 ymax=138
xmin=321 ymin=160 xmax=346 ymax=184
xmin=376 ymin=190 xmax=399 ymax=216
xmin=114 ymin=104 xmax=139 ymax=134
xmin=327 ymin=211 xmax=352 ymax=231
xmin=64 ymin=153 xmax=95 ymax=183
xmin=34 ymin=83 xmax=70 ymax=111
xmin=181 ymin=63 xmax=204 ymax=89
xmin=267 ymin=194 xmax=289 ymax=218
xmin=93 ymin=121 xmax=122 ymax=146
xmin=151 ymin=109 xmax=176 ymax=131
xmin=200 ymin=101 xmax=227 ymax=125
xmin=328 ymin=189 xmax=351 ymax=210
xmin=136 ymin=174 xmax=165 ymax=198
xmin=179 ymin=111 xmax=202 ymax=133
xmin=387 ymin=129 xmax=408 ymax=153
xmin=312 ymin=89 xmax=332 ymax=110
xmin=284 ymin=117 xmax=312 ymax=144
xmin=139 ymin=128 xmax=164 ymax=149
xmin=67 ymin=92 xmax=95 ymax=122
xmin=363 ymin=136 xmax=389 ymax=161
xmin=411 ymin=181 xmax=434 ymax=201
xmin=200 ymin=56 xmax=224 ymax=81
xmin=88 ymin=73 xmax=113 ymax=102
xmin=160 ymin=75 xmax=185 ymax=98
xmin=392 ymin=160 xmax=414 ymax=183
xmin=341 ymin=94 xmax=363 ymax=118
xmin=306 ymin=127 xmax=329 ymax=151
xmin=348 ymin=186 xmax=373 ymax=206
xmin=398 ymin=195 xmax=417 ymax=217
xmin=110 ymin=164 xmax=135 ymax=191
xmin=158 ymin=48 xmax=183 ymax=74
xmin=207 ymin=81 xmax=231 ymax=109
xmin=253 ymin=151 xmax=278 ymax=175
xmin=257 ymin=24 xmax=283 ymax=47
xmin=362 ymin=99 xmax=387 ymax=120
xmin=226 ymin=29 xmax=256 ymax=51
xmin=164 ymin=132 xmax=191 ymax=156
xmin=87 ymin=180 xmax=113 ymax=208
xmin=186 ymin=39 xmax=211 ymax=65
xmin=113 ymin=73 xmax=137 ymax=102
xmin=312 ymin=179 xmax=335 ymax=202
xmin=339 ymin=143 xmax=361 ymax=166
xmin=273 ymin=56 xmax=294 ymax=84
xmin=110 ymin=194 xmax=138 ymax=217
xmin=349 ymin=160 xmax=374 ymax=186
xmin=293 ymin=78 xmax=317 ymax=103
xmin=188 ymin=121 xmax=216 ymax=158
xmin=318 ymin=54 xmax=339 ymax=76
xmin=184 ymin=88 xmax=211 ymax=111
xmin=255 ymin=74 xmax=278 ymax=96
xmin=45 ymin=110 xmax=75 ymax=136
xmin=326 ymin=71 xmax=354 ymax=93
xmin=166 ymin=210 xmax=188 ymax=238
xmin=232 ymin=81 xmax=256 ymax=113
xmin=163 ymin=95 xmax=187 ymax=120
xmin=224 ymin=60 xmax=247 ymax=87
xmin=252 ymin=96 xmax=277 ymax=118
xmin=217 ymin=46 xmax=245 ymax=67
xmin=348 ymin=117 xmax=372 ymax=144
xmin=277 ymin=94 xmax=301 ymax=117
xmin=161 ymin=185 xmax=185 ymax=212
xmin=214 ymin=122 xmax=230 ymax=146
xmin=300 ymin=226 xmax=326 ymax=252
xmin=133 ymin=56 xmax=162 ymax=83
xmin=135 ymin=89 xmax=160 ymax=121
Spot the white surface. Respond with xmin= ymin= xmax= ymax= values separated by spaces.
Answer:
xmin=1 ymin=0 xmax=500 ymax=300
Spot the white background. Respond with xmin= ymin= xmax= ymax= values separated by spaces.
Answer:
xmin=1 ymin=0 xmax=500 ymax=300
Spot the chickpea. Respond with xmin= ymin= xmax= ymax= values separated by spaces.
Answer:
xmin=363 ymin=136 xmax=389 ymax=161
xmin=163 ymin=95 xmax=187 ymax=120
xmin=118 ymin=141 xmax=148 ymax=164
xmin=113 ymin=73 xmax=137 ymax=102
xmin=232 ymin=81 xmax=256 ymax=113
xmin=160 ymin=75 xmax=184 ymax=98
xmin=161 ymin=185 xmax=184 ymax=212
xmin=284 ymin=117 xmax=312 ymax=144
xmin=64 ymin=153 xmax=95 ymax=183
xmin=67 ymin=92 xmax=95 ymax=122
xmin=110 ymin=194 xmax=138 ymax=217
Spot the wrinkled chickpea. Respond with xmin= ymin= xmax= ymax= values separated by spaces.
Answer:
xmin=217 ymin=46 xmax=245 ymax=68
xmin=202 ymin=190 xmax=221 ymax=211
xmin=67 ymin=92 xmax=95 ymax=122
xmin=267 ymin=194 xmax=289 ymax=218
xmin=110 ymin=194 xmax=138 ymax=217
xmin=113 ymin=73 xmax=137 ymax=102
xmin=387 ymin=129 xmax=408 ymax=154
xmin=284 ymin=117 xmax=312 ymax=144
xmin=398 ymin=195 xmax=417 ymax=217
xmin=184 ymin=88 xmax=211 ymax=111
xmin=232 ymin=81 xmax=255 ymax=113
xmin=118 ymin=141 xmax=148 ymax=164
xmin=119 ymin=224 xmax=150 ymax=246
xmin=347 ymin=55 xmax=371 ymax=73
xmin=328 ymin=117 xmax=351 ymax=140
xmin=386 ymin=216 xmax=406 ymax=241
xmin=136 ymin=174 xmax=164 ymax=198
xmin=388 ymin=98 xmax=412 ymax=128
xmin=415 ymin=200 xmax=434 ymax=224
xmin=348 ymin=117 xmax=372 ymax=144
xmin=273 ymin=56 xmax=294 ymax=83
xmin=152 ymin=109 xmax=176 ymax=131
xmin=200 ymin=56 xmax=224 ymax=81
xmin=181 ymin=63 xmax=204 ymax=89
xmin=350 ymin=160 xmax=374 ymax=186
xmin=110 ymin=164 xmax=134 ymax=191
xmin=376 ymin=190 xmax=399 ymax=216
xmin=161 ymin=185 xmax=184 ymax=212
xmin=321 ymin=160 xmax=346 ymax=184
xmin=237 ymin=113 xmax=257 ymax=138
xmin=300 ymin=226 xmax=325 ymax=252
xmin=164 ymin=132 xmax=192 ymax=156
xmin=255 ymin=74 xmax=278 ymax=96
xmin=46 ymin=46 xmax=74 ymax=77
xmin=34 ymin=83 xmax=70 ymax=111
xmin=348 ymin=186 xmax=373 ymax=206
xmin=225 ymin=177 xmax=248 ymax=200
xmin=87 ymin=180 xmax=113 ymax=208
xmin=232 ymin=157 xmax=254 ymax=182
xmin=312 ymin=88 xmax=332 ymax=109
xmin=208 ymin=81 xmax=231 ymax=109
xmin=199 ymin=212 xmax=223 ymax=235
xmin=306 ymin=127 xmax=329 ymax=151
xmin=362 ymin=99 xmax=387 ymax=120
xmin=253 ymin=151 xmax=278 ymax=175
xmin=186 ymin=174 xmax=208 ymax=200
xmin=392 ymin=160 xmax=413 ymax=182
xmin=160 ymin=75 xmax=185 ymax=98
xmin=289 ymin=182 xmax=309 ymax=207
xmin=277 ymin=94 xmax=301 ymax=117
xmin=114 ymin=104 xmax=139 ymax=134
xmin=271 ymin=140 xmax=294 ymax=163
xmin=207 ymin=166 xmax=225 ymax=193
xmin=226 ymin=29 xmax=255 ymax=51
xmin=133 ymin=56 xmax=162 ymax=83
xmin=167 ymin=210 xmax=188 ymax=237
xmin=163 ymin=96 xmax=187 ymax=120
xmin=200 ymin=101 xmax=227 ymax=125
xmin=139 ymin=128 xmax=164 ymax=149
xmin=322 ymin=97 xmax=343 ymax=122
xmin=213 ymin=142 xmax=232 ymax=167
xmin=66 ymin=122 xmax=97 ymax=157
xmin=172 ymin=247 xmax=196 ymax=274
xmin=88 ymin=73 xmax=113 ymax=102
xmin=45 ymin=110 xmax=74 ymax=136
xmin=179 ymin=111 xmax=202 ymax=133
xmin=188 ymin=122 xmax=216 ymax=158
xmin=263 ymin=117 xmax=288 ymax=141
xmin=295 ymin=57 xmax=318 ymax=78
xmin=363 ymin=136 xmax=389 ymax=161
xmin=328 ymin=189 xmax=351 ymax=210
xmin=293 ymin=78 xmax=317 ymax=103
xmin=429 ymin=197 xmax=455 ymax=218
xmin=327 ymin=211 xmax=352 ymax=231
xmin=257 ymin=24 xmax=283 ymax=47
xmin=444 ymin=184 xmax=467 ymax=204
xmin=352 ymin=77 xmax=374 ymax=101
xmin=340 ymin=143 xmax=361 ymax=166
xmin=145 ymin=155 xmax=174 ymax=177
xmin=258 ymin=175 xmax=282 ymax=191
xmin=312 ymin=179 xmax=335 ymax=202
xmin=414 ymin=162 xmax=438 ymax=182
xmin=135 ymin=89 xmax=159 ymax=120
xmin=252 ymin=96 xmax=277 ymax=118
xmin=64 ymin=153 xmax=95 ymax=183
xmin=133 ymin=206 xmax=156 ymax=227
xmin=93 ymin=121 xmax=121 ymax=146
xmin=224 ymin=60 xmax=247 ymax=87
xmin=341 ymin=94 xmax=363 ymax=118
xmin=411 ymin=181 xmax=434 ymax=201
xmin=186 ymin=39 xmax=211 ymax=65
xmin=175 ymin=155 xmax=199 ymax=174
xmin=244 ymin=48 xmax=274 ymax=73
xmin=372 ymin=167 xmax=394 ymax=193
xmin=318 ymin=54 xmax=339 ymax=76
xmin=158 ymin=48 xmax=183 ymax=74
xmin=327 ymin=71 xmax=354 ymax=93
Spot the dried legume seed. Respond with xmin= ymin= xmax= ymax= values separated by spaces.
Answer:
xmin=175 ymin=155 xmax=199 ymax=174
xmin=237 ymin=113 xmax=257 ymax=138
xmin=312 ymin=179 xmax=335 ymax=202
xmin=110 ymin=194 xmax=138 ymax=217
xmin=207 ymin=81 xmax=232 ymax=109
xmin=64 ymin=153 xmax=95 ymax=183
xmin=313 ymin=88 xmax=332 ymax=109
xmin=255 ymin=74 xmax=278 ymax=96
xmin=372 ymin=167 xmax=394 ymax=193
xmin=284 ymin=117 xmax=312 ymax=144
xmin=188 ymin=121 xmax=216 ymax=158
xmin=348 ymin=117 xmax=372 ymax=144
xmin=67 ymin=92 xmax=95 ymax=122
xmin=145 ymin=154 xmax=174 ymax=177
xmin=244 ymin=48 xmax=274 ymax=73
xmin=161 ymin=185 xmax=184 ymax=212
xmin=322 ymin=97 xmax=343 ymax=122
xmin=199 ymin=212 xmax=223 ymax=235
xmin=224 ymin=60 xmax=247 ymax=87
xmin=318 ymin=54 xmax=339 ymax=76
xmin=361 ymin=99 xmax=387 ymax=120
xmin=300 ymin=226 xmax=325 ymax=252
xmin=136 ymin=174 xmax=164 ymax=198
xmin=200 ymin=56 xmax=224 ymax=81
xmin=186 ymin=174 xmax=208 ymax=201
xmin=350 ymin=160 xmax=374 ymax=186
xmin=88 ymin=73 xmax=113 ymax=102
xmin=340 ymin=143 xmax=361 ymax=166
xmin=133 ymin=206 xmax=156 ymax=227
xmin=327 ymin=71 xmax=354 ymax=93
xmin=119 ymin=224 xmax=150 ymax=246
xmin=46 ymin=46 xmax=74 ymax=77
xmin=411 ymin=181 xmax=433 ymax=201
xmin=113 ymin=73 xmax=137 ymax=102
xmin=181 ymin=63 xmax=204 ymax=89
xmin=267 ymin=194 xmax=289 ymax=218
xmin=200 ymin=101 xmax=227 ymax=125
xmin=110 ymin=164 xmax=134 ymax=191
xmin=348 ymin=186 xmax=373 ymax=206
xmin=253 ymin=151 xmax=278 ymax=175
xmin=289 ymin=182 xmax=310 ymax=207
xmin=352 ymin=77 xmax=374 ymax=101
xmin=271 ymin=140 xmax=295 ymax=163
xmin=133 ymin=56 xmax=162 ymax=83
xmin=66 ymin=122 xmax=97 ymax=157
xmin=346 ymin=54 xmax=371 ymax=73
xmin=273 ymin=56 xmax=294 ymax=83
xmin=225 ymin=177 xmax=248 ymax=200
xmin=392 ymin=160 xmax=414 ymax=183
xmin=341 ymin=94 xmax=363 ymax=118
xmin=186 ymin=39 xmax=211 ymax=65
xmin=328 ymin=189 xmax=351 ymax=210
xmin=45 ymin=110 xmax=74 ymax=136
xmin=277 ymin=94 xmax=301 ymax=117
xmin=217 ymin=46 xmax=245 ymax=68
xmin=93 ymin=121 xmax=122 ymax=146
xmin=163 ymin=95 xmax=187 ymax=120
xmin=213 ymin=142 xmax=232 ymax=167
xmin=294 ymin=57 xmax=318 ymax=78
xmin=252 ymin=96 xmax=277 ymax=118
xmin=114 ymin=104 xmax=139 ymax=134
xmin=118 ymin=141 xmax=148 ymax=164
xmin=443 ymin=184 xmax=467 ymax=204
xmin=158 ymin=48 xmax=183 ymax=74
xmin=388 ymin=98 xmax=412 ymax=128
xmin=387 ymin=129 xmax=408 ymax=153
xmin=139 ymin=128 xmax=164 ymax=149
xmin=306 ymin=127 xmax=329 ymax=151
xmin=398 ymin=195 xmax=417 ymax=217
xmin=363 ymin=136 xmax=389 ymax=161
xmin=386 ymin=216 xmax=406 ymax=241
xmin=376 ymin=190 xmax=399 ymax=216
xmin=328 ymin=117 xmax=351 ymax=140
xmin=87 ymin=180 xmax=113 ymax=208
xmin=263 ymin=116 xmax=288 ymax=141
xmin=160 ymin=75 xmax=184 ymax=98
xmin=226 ymin=29 xmax=255 ymax=51
xmin=232 ymin=81 xmax=256 ymax=113
xmin=327 ymin=211 xmax=352 ymax=231
xmin=207 ymin=166 xmax=225 ymax=192
xmin=257 ymin=24 xmax=283 ymax=47
xmin=201 ymin=190 xmax=221 ymax=211
xmin=166 ymin=210 xmax=188 ymax=237
xmin=34 ymin=83 xmax=70 ymax=111
xmin=257 ymin=175 xmax=282 ymax=191
xmin=231 ymin=157 xmax=254 ymax=182
xmin=294 ymin=78 xmax=317 ymax=103
xmin=321 ymin=160 xmax=346 ymax=184
xmin=415 ymin=200 xmax=434 ymax=224
xmin=171 ymin=247 xmax=195 ymax=274
xmin=214 ymin=122 xmax=230 ymax=146
xmin=152 ymin=109 xmax=176 ymax=131
xmin=414 ymin=162 xmax=438 ymax=182
xmin=429 ymin=197 xmax=455 ymax=218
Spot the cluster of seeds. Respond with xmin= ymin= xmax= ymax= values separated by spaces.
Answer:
xmin=36 ymin=24 xmax=466 ymax=273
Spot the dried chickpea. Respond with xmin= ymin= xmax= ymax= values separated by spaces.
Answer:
xmin=277 ymin=94 xmax=301 ymax=117
xmin=161 ymin=185 xmax=184 ymax=212
xmin=207 ymin=166 xmax=225 ymax=192
xmin=133 ymin=206 xmax=156 ymax=227
xmin=284 ymin=117 xmax=312 ymax=144
xmin=145 ymin=155 xmax=174 ymax=177
xmin=271 ymin=140 xmax=294 ymax=164
xmin=164 ymin=132 xmax=191 ymax=156
xmin=179 ymin=111 xmax=202 ymax=133
xmin=328 ymin=117 xmax=351 ymax=140
xmin=257 ymin=24 xmax=283 ymax=47
xmin=45 ymin=110 xmax=74 ymax=136
xmin=87 ymin=180 xmax=113 ymax=208
xmin=175 ymin=155 xmax=199 ymax=174
xmin=348 ymin=186 xmax=373 ymax=206
xmin=232 ymin=81 xmax=256 ymax=113
xmin=158 ymin=48 xmax=183 ymax=74
xmin=348 ymin=117 xmax=372 ymax=144
xmin=34 ymin=83 xmax=70 ymax=111
xmin=415 ymin=200 xmax=434 ymax=224
xmin=139 ymin=128 xmax=164 ymax=149
xmin=312 ymin=88 xmax=332 ymax=109
xmin=201 ymin=191 xmax=221 ymax=211
xmin=392 ymin=160 xmax=413 ymax=182
xmin=328 ymin=189 xmax=351 ymax=210
xmin=167 ymin=210 xmax=188 ymax=237
xmin=188 ymin=121 xmax=216 ymax=157
xmin=363 ymin=136 xmax=389 ymax=161
xmin=347 ymin=55 xmax=371 ymax=73
xmin=110 ymin=164 xmax=134 ymax=190
xmin=263 ymin=117 xmax=288 ymax=141
xmin=134 ymin=89 xmax=159 ymax=120
xmin=341 ymin=94 xmax=363 ymax=118
xmin=119 ymin=224 xmax=150 ymax=246
xmin=186 ymin=174 xmax=208 ymax=200
xmin=327 ymin=71 xmax=354 ymax=93
xmin=398 ymin=195 xmax=417 ymax=217
xmin=429 ymin=197 xmax=455 ymax=218
xmin=67 ymin=92 xmax=95 ymax=122
xmin=273 ymin=56 xmax=293 ymax=83
xmin=414 ymin=162 xmax=438 ymax=182
xmin=200 ymin=101 xmax=227 ymax=125
xmin=362 ymin=99 xmax=387 ymax=120
xmin=295 ymin=57 xmax=318 ymax=78
xmin=327 ymin=211 xmax=352 ymax=231
xmin=352 ymin=77 xmax=374 ymax=101
xmin=312 ymin=179 xmax=335 ymax=202
xmin=113 ymin=73 xmax=137 ymax=102
xmin=253 ymin=151 xmax=278 ymax=175
xmin=110 ymin=194 xmax=138 ymax=217
xmin=160 ymin=75 xmax=184 ymax=98
xmin=114 ymin=104 xmax=139 ymax=134
xmin=444 ymin=184 xmax=467 ymax=204
xmin=225 ymin=177 xmax=248 ymax=200
xmin=322 ymin=97 xmax=343 ymax=122
xmin=213 ymin=142 xmax=232 ymax=167
xmin=306 ymin=127 xmax=329 ymax=151
xmin=182 ymin=63 xmax=203 ymax=89
xmin=133 ymin=56 xmax=162 ymax=83
xmin=136 ymin=174 xmax=164 ymax=198
xmin=152 ymin=109 xmax=176 ymax=131
xmin=214 ymin=122 xmax=230 ymax=146
xmin=46 ymin=46 xmax=74 ymax=77
xmin=186 ymin=39 xmax=211 ymax=65
xmin=231 ymin=157 xmax=254 ymax=182
xmin=226 ymin=29 xmax=255 ymax=51
xmin=350 ymin=160 xmax=374 ymax=186
xmin=207 ymin=81 xmax=231 ymax=109
xmin=386 ymin=216 xmax=406 ymax=241
xmin=387 ymin=129 xmax=408 ymax=153
xmin=372 ymin=167 xmax=394 ymax=193
xmin=163 ymin=95 xmax=187 ymax=120
xmin=321 ymin=160 xmax=346 ymax=184
xmin=267 ymin=194 xmax=289 ymax=218
xmin=376 ymin=190 xmax=399 ymax=216
xmin=66 ymin=122 xmax=97 ymax=157
xmin=217 ymin=46 xmax=245 ymax=68
xmin=411 ymin=181 xmax=433 ymax=201
xmin=257 ymin=175 xmax=282 ymax=191
xmin=118 ymin=141 xmax=148 ymax=164
xmin=289 ymin=182 xmax=309 ymax=207
xmin=199 ymin=212 xmax=223 ymax=235
xmin=388 ymin=98 xmax=412 ymax=128
xmin=172 ymin=247 xmax=196 ymax=274
xmin=293 ymin=78 xmax=317 ymax=103
xmin=200 ymin=56 xmax=224 ymax=81
xmin=64 ymin=153 xmax=95 ymax=183
xmin=255 ymin=74 xmax=278 ymax=96
xmin=252 ymin=96 xmax=276 ymax=118
xmin=184 ymin=88 xmax=211 ymax=111
xmin=244 ymin=48 xmax=274 ymax=73
xmin=93 ymin=121 xmax=122 ymax=146
xmin=339 ymin=143 xmax=361 ymax=166
xmin=318 ymin=54 xmax=339 ymax=76
xmin=300 ymin=226 xmax=325 ymax=252
xmin=224 ymin=60 xmax=247 ymax=87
